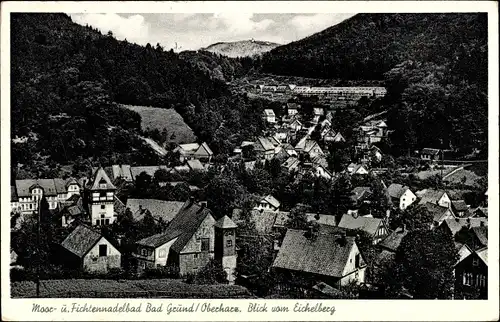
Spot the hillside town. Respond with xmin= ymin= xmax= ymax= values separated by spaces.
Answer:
xmin=10 ymin=86 xmax=488 ymax=299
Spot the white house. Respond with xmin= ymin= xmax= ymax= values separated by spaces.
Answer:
xmin=254 ymin=195 xmax=281 ymax=212
xmin=347 ymin=163 xmax=369 ymax=175
xmin=387 ymin=184 xmax=417 ymax=210
xmin=263 ymin=109 xmax=276 ymax=124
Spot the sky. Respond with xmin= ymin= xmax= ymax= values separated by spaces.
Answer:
xmin=70 ymin=13 xmax=356 ymax=51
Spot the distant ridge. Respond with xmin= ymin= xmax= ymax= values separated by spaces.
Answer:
xmin=201 ymin=39 xmax=281 ymax=58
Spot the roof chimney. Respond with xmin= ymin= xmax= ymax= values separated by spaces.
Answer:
xmin=189 ymin=196 xmax=195 ymax=207
xmin=480 ymin=221 xmax=485 ymax=227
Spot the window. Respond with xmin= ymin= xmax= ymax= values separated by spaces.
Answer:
xmin=105 ymin=219 xmax=110 ymax=225
xmin=201 ymin=238 xmax=209 ymax=252
xmin=355 ymin=254 xmax=361 ymax=268
xmin=463 ymin=272 xmax=473 ymax=286
xmin=101 ymin=205 xmax=105 ymax=210
xmin=194 ymin=253 xmax=198 ymax=259
xmin=158 ymin=249 xmax=166 ymax=258
xmin=141 ymin=248 xmax=148 ymax=256
xmin=226 ymin=239 xmax=232 ymax=247
xmin=99 ymin=245 xmax=107 ymax=257
xmin=101 ymin=214 xmax=105 ymax=218
xmin=95 ymin=220 xmax=100 ymax=226
xmin=472 ymin=258 xmax=479 ymax=266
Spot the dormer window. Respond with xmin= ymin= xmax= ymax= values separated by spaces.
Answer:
xmin=99 ymin=180 xmax=107 ymax=189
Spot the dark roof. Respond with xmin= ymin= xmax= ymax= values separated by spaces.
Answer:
xmin=387 ymin=184 xmax=409 ymax=199
xmin=351 ymin=186 xmax=372 ymax=202
xmin=423 ymin=202 xmax=452 ymax=222
xmin=15 ymin=179 xmax=58 ymax=197
xmin=378 ymin=227 xmax=408 ymax=252
xmin=422 ymin=148 xmax=441 ymax=155
xmin=338 ymin=213 xmax=383 ymax=237
xmin=136 ymin=201 xmax=214 ymax=252
xmin=451 ymin=200 xmax=469 ymax=212
xmin=60 ymin=224 xmax=103 ymax=258
xmin=417 ymin=189 xmax=447 ymax=205
xmin=126 ymin=199 xmax=185 ymax=222
xmin=471 ymin=226 xmax=488 ymax=247
xmin=272 ymin=227 xmax=359 ymax=278
xmin=442 ymin=218 xmax=487 ymax=236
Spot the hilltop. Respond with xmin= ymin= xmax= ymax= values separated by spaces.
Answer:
xmin=202 ymin=39 xmax=280 ymax=58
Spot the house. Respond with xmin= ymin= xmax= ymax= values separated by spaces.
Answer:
xmin=454 ymin=246 xmax=487 ymax=299
xmin=282 ymin=157 xmax=301 ymax=173
xmin=378 ymin=226 xmax=409 ymax=253
xmin=423 ymin=202 xmax=454 ymax=227
xmin=263 ymin=109 xmax=276 ymax=124
xmin=253 ymin=137 xmax=277 ymax=160
xmin=312 ymin=107 xmax=325 ymax=124
xmin=86 ymin=167 xmax=117 ymax=226
xmin=420 ymin=148 xmax=442 ymax=161
xmin=186 ymin=159 xmax=205 ymax=172
xmin=288 ymin=118 xmax=303 ymax=132
xmin=311 ymin=163 xmax=333 ymax=180
xmin=350 ymin=187 xmax=372 ymax=207
xmin=135 ymin=200 xmax=237 ymax=280
xmin=454 ymin=225 xmax=488 ymax=251
xmin=13 ymin=178 xmax=81 ymax=214
xmin=272 ymin=225 xmax=367 ymax=288
xmin=273 ymin=129 xmax=289 ymax=144
xmin=295 ymin=139 xmax=324 ymax=160
xmin=254 ymin=195 xmax=281 ymax=212
xmin=60 ymin=224 xmax=121 ymax=273
xmin=451 ymin=200 xmax=470 ymax=218
xmin=60 ymin=194 xmax=86 ymax=227
xmin=416 ymin=189 xmax=451 ymax=208
xmin=439 ymin=217 xmax=487 ymax=238
xmin=337 ymin=213 xmax=389 ymax=244
xmin=126 ymin=199 xmax=185 ymax=223
xmin=347 ymin=163 xmax=369 ymax=175
xmin=472 ymin=207 xmax=488 ymax=218
xmin=387 ymin=184 xmax=417 ymax=210
xmin=174 ymin=142 xmax=213 ymax=163
xmin=286 ymin=102 xmax=300 ymax=116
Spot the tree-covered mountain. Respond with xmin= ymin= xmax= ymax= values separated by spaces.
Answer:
xmin=202 ymin=40 xmax=280 ymax=58
xmin=10 ymin=13 xmax=265 ymax=179
xmin=260 ymin=13 xmax=488 ymax=155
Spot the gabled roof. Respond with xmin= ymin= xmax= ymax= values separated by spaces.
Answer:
xmin=15 ymin=179 xmax=58 ymax=197
xmin=417 ymin=189 xmax=447 ymax=205
xmin=422 ymin=202 xmax=451 ymax=223
xmin=451 ymin=200 xmax=469 ymax=212
xmin=338 ymin=213 xmax=383 ymax=237
xmin=471 ymin=226 xmax=488 ymax=247
xmin=272 ymin=227 xmax=358 ymax=278
xmin=136 ymin=201 xmax=214 ymax=253
xmin=351 ymin=186 xmax=372 ymax=203
xmin=215 ymin=215 xmax=238 ymax=229
xmin=387 ymin=184 xmax=410 ymax=199
xmin=332 ymin=132 xmax=345 ymax=142
xmin=126 ymin=199 xmax=185 ymax=223
xmin=378 ymin=226 xmax=408 ymax=252
xmin=303 ymin=140 xmax=322 ymax=154
xmin=476 ymin=247 xmax=488 ymax=265
xmin=254 ymin=137 xmax=275 ymax=152
xmin=187 ymin=159 xmax=205 ymax=171
xmin=421 ymin=148 xmax=441 ymax=155
xmin=442 ymin=217 xmax=487 ymax=236
xmin=177 ymin=143 xmax=200 ymax=152
xmin=262 ymin=195 xmax=280 ymax=208
xmin=194 ymin=142 xmax=214 ymax=157
xmin=282 ymin=157 xmax=301 ymax=171
xmin=89 ymin=167 xmax=116 ymax=191
xmin=263 ymin=109 xmax=276 ymax=116
xmin=61 ymin=224 xmax=104 ymax=258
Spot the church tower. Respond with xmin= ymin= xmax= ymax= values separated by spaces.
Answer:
xmin=214 ymin=215 xmax=238 ymax=284
xmin=88 ymin=167 xmax=116 ymax=226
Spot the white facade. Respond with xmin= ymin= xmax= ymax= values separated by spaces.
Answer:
xmin=339 ymin=241 xmax=366 ymax=286
xmin=399 ymin=189 xmax=417 ymax=210
xmin=91 ymin=191 xmax=116 ymax=226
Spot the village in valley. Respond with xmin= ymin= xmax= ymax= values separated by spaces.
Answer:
xmin=9 ymin=12 xmax=489 ymax=300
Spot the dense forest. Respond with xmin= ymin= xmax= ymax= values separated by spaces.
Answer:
xmin=260 ymin=13 xmax=488 ymax=155
xmin=10 ymin=13 xmax=261 ymax=179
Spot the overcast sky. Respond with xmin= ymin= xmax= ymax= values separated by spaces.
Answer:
xmin=70 ymin=13 xmax=356 ymax=51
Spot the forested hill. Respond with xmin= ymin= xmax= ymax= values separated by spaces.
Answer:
xmin=11 ymin=13 xmax=266 ymax=179
xmin=261 ymin=13 xmax=488 ymax=155
xmin=11 ymin=14 xmax=216 ymax=178
xmin=261 ymin=13 xmax=487 ymax=82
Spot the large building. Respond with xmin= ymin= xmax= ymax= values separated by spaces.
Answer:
xmin=12 ymin=178 xmax=82 ymax=215
xmin=87 ymin=167 xmax=117 ymax=226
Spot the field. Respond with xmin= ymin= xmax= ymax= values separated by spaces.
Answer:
xmin=122 ymin=104 xmax=196 ymax=144
xmin=11 ymin=279 xmax=253 ymax=299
